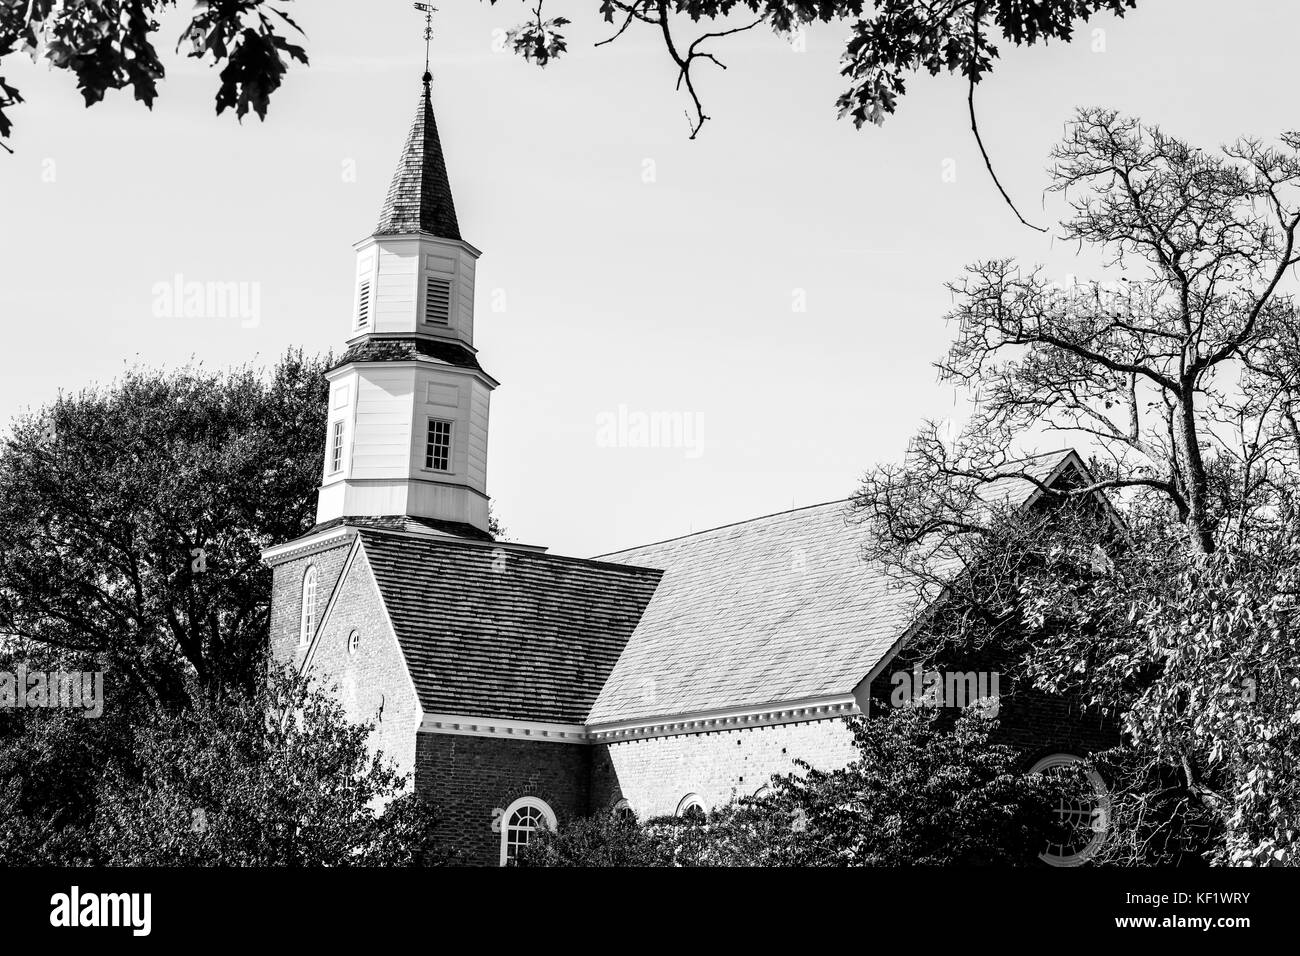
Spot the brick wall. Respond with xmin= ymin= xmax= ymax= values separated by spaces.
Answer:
xmin=867 ymin=645 xmax=1119 ymax=767
xmin=267 ymin=534 xmax=356 ymax=667
xmin=305 ymin=547 xmax=422 ymax=784
xmin=591 ymin=718 xmax=859 ymax=821
xmin=416 ymin=732 xmax=592 ymax=866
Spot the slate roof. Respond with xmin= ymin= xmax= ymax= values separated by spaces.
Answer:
xmin=307 ymin=515 xmax=494 ymax=543
xmin=374 ymin=77 xmax=461 ymax=240
xmin=332 ymin=337 xmax=485 ymax=373
xmin=586 ymin=450 xmax=1081 ymax=726
xmin=360 ymin=532 xmax=661 ymax=724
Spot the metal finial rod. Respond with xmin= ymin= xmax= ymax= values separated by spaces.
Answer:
xmin=413 ymin=3 xmax=437 ymax=77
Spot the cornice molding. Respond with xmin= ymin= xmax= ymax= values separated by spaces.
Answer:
xmin=419 ymin=713 xmax=589 ymax=744
xmin=260 ymin=526 xmax=356 ymax=567
xmin=417 ymin=696 xmax=862 ymax=746
xmin=329 ymin=356 xmax=500 ymax=390
xmin=587 ymin=695 xmax=861 ymax=743
xmin=353 ymin=232 xmax=483 ymax=259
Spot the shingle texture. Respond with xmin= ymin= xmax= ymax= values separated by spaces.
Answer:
xmin=306 ymin=515 xmax=494 ymax=543
xmin=331 ymin=337 xmax=484 ymax=373
xmin=587 ymin=451 xmax=1079 ymax=726
xmin=360 ymin=532 xmax=662 ymax=724
xmin=588 ymin=500 xmax=906 ymax=725
xmin=374 ymin=79 xmax=461 ymax=239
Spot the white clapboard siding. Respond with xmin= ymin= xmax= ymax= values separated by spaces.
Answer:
xmin=466 ymin=382 xmax=490 ymax=490
xmin=456 ymin=256 xmax=476 ymax=336
xmin=374 ymin=245 xmax=418 ymax=333
xmin=350 ymin=371 xmax=415 ymax=479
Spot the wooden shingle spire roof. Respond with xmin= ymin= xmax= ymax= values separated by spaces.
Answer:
xmin=374 ymin=73 xmax=461 ymax=240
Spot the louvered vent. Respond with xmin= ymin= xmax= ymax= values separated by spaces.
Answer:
xmin=425 ymin=276 xmax=451 ymax=326
xmin=356 ymin=280 xmax=371 ymax=328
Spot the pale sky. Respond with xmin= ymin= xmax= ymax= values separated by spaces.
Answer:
xmin=0 ymin=0 xmax=1293 ymax=557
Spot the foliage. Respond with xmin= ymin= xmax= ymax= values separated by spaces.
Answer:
xmin=504 ymin=8 xmax=570 ymax=66
xmin=515 ymin=811 xmax=667 ymax=867
xmin=0 ymin=668 xmax=446 ymax=866
xmin=0 ymin=0 xmax=307 ymax=150
xmin=520 ymin=708 xmax=1089 ymax=866
xmin=1 ymin=0 xmax=1144 ymax=148
xmin=0 ymin=640 xmax=141 ymax=865
xmin=1012 ymin=517 xmax=1300 ymax=865
xmin=848 ymin=111 xmax=1300 ymax=865
xmin=0 ymin=351 xmax=330 ymax=705
xmin=857 ymin=460 xmax=1300 ymax=864
xmin=0 ymin=351 xmax=448 ymax=867
xmin=836 ymin=0 xmax=1135 ymax=127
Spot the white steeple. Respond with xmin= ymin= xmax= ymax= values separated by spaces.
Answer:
xmin=315 ymin=72 xmax=497 ymax=538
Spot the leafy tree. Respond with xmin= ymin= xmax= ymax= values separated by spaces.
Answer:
xmin=515 ymin=811 xmax=667 ymax=867
xmin=1008 ymin=513 xmax=1300 ymax=865
xmin=847 ymin=111 xmax=1300 ymax=866
xmin=0 ymin=668 xmax=447 ymax=866
xmin=0 ymin=638 xmax=143 ymax=865
xmin=1 ymin=1 xmax=1139 ymax=150
xmin=520 ymin=709 xmax=1089 ymax=866
xmin=89 ymin=670 xmax=443 ymax=866
xmin=0 ymin=0 xmax=307 ymax=152
xmin=0 ymin=351 xmax=330 ymax=706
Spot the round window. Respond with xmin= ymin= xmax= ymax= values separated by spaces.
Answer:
xmin=347 ymin=630 xmax=361 ymax=655
xmin=1030 ymin=753 xmax=1110 ymax=866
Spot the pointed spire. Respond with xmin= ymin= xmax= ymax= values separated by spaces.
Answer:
xmin=374 ymin=73 xmax=461 ymax=240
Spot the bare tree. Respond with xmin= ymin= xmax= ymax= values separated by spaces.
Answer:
xmin=858 ymin=109 xmax=1300 ymax=561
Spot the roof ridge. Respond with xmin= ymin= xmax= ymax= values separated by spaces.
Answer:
xmin=593 ymin=449 xmax=1082 ymax=560
xmin=1003 ymin=447 xmax=1076 ymax=463
xmin=595 ymin=497 xmax=855 ymax=559
xmin=360 ymin=527 xmax=665 ymax=576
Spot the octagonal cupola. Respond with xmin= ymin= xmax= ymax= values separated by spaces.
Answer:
xmin=317 ymin=72 xmax=498 ymax=538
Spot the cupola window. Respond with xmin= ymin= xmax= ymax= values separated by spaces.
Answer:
xmin=425 ymin=419 xmax=452 ymax=471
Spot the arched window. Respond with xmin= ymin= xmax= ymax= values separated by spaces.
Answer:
xmin=612 ymin=799 xmax=636 ymax=824
xmin=676 ymin=793 xmax=705 ymax=822
xmin=299 ymin=565 xmax=318 ymax=647
xmin=500 ymin=796 xmax=556 ymax=866
xmin=1029 ymin=753 xmax=1110 ymax=867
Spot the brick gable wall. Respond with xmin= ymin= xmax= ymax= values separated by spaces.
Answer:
xmin=306 ymin=547 xmax=421 ymax=784
xmin=267 ymin=535 xmax=356 ymax=667
xmin=867 ymin=645 xmax=1119 ymax=765
xmin=268 ymin=534 xmax=420 ymax=784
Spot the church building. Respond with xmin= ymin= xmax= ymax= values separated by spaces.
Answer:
xmin=262 ymin=71 xmax=1114 ymax=867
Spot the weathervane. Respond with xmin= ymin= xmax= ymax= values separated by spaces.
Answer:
xmin=413 ymin=3 xmax=437 ymax=79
